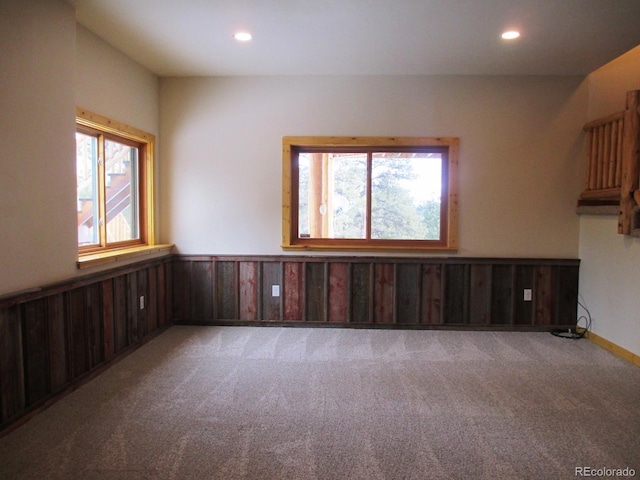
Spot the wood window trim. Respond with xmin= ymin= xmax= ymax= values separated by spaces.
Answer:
xmin=76 ymin=108 xmax=166 ymax=266
xmin=282 ymin=136 xmax=459 ymax=252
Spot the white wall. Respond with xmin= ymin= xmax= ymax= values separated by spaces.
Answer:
xmin=579 ymin=45 xmax=640 ymax=357
xmin=0 ymin=3 xmax=161 ymax=297
xmin=0 ymin=0 xmax=77 ymax=296
xmin=160 ymin=75 xmax=586 ymax=257
xmin=76 ymin=25 xmax=159 ymax=138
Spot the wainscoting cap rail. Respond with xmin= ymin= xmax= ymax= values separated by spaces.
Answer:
xmin=175 ymin=254 xmax=580 ymax=266
xmin=0 ymin=254 xmax=173 ymax=308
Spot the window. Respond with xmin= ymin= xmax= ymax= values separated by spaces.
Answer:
xmin=76 ymin=108 xmax=158 ymax=262
xmin=282 ymin=136 xmax=459 ymax=251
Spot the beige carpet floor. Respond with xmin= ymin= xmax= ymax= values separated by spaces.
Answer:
xmin=0 ymin=326 xmax=638 ymax=479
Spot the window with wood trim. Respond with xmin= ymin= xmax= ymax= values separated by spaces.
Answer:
xmin=282 ymin=136 xmax=459 ymax=251
xmin=76 ymin=108 xmax=156 ymax=256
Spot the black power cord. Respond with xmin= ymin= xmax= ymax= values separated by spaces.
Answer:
xmin=551 ymin=299 xmax=592 ymax=340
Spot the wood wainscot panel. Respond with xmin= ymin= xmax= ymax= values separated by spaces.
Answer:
xmin=47 ymin=294 xmax=68 ymax=393
xmin=374 ymin=263 xmax=394 ymax=324
xmin=328 ymin=263 xmax=349 ymax=323
xmin=490 ymin=265 xmax=514 ymax=326
xmin=443 ymin=264 xmax=469 ymax=325
xmin=216 ymin=261 xmax=238 ymax=320
xmin=85 ymin=282 xmax=103 ymax=370
xmin=350 ymin=263 xmax=372 ymax=324
xmin=555 ymin=266 xmax=579 ymax=326
xmin=22 ymin=299 xmax=49 ymax=407
xmin=239 ymin=261 xmax=259 ymax=321
xmin=469 ymin=264 xmax=491 ymax=325
xmin=396 ymin=263 xmax=420 ymax=324
xmin=147 ymin=266 xmax=158 ymax=333
xmin=101 ymin=279 xmax=115 ymax=361
xmin=261 ymin=262 xmax=282 ymax=321
xmin=67 ymin=288 xmax=88 ymax=380
xmin=283 ymin=262 xmax=304 ymax=321
xmin=420 ymin=264 xmax=442 ymax=324
xmin=305 ymin=262 xmax=326 ymax=322
xmin=113 ymin=276 xmax=128 ymax=353
xmin=192 ymin=261 xmax=213 ymax=321
xmin=173 ymin=260 xmax=192 ymax=322
xmin=533 ymin=265 xmax=555 ymax=326
xmin=0 ymin=255 xmax=173 ymax=434
xmin=173 ymin=256 xmax=579 ymax=331
xmin=0 ymin=306 xmax=25 ymax=424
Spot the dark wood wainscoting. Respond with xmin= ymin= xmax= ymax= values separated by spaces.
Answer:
xmin=173 ymin=256 xmax=579 ymax=329
xmin=0 ymin=256 xmax=173 ymax=432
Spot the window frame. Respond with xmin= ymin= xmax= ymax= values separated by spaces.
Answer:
xmin=282 ymin=136 xmax=459 ymax=252
xmin=76 ymin=108 xmax=159 ymax=265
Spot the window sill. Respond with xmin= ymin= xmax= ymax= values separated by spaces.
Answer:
xmin=77 ymin=244 xmax=174 ymax=270
xmin=282 ymin=244 xmax=457 ymax=253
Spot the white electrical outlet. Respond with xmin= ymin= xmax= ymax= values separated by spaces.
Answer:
xmin=272 ymin=285 xmax=280 ymax=297
xmin=523 ymin=289 xmax=532 ymax=301
xmin=139 ymin=295 xmax=145 ymax=310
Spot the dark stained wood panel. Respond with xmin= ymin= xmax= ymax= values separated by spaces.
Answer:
xmin=126 ymin=273 xmax=139 ymax=344
xmin=113 ymin=275 xmax=128 ymax=353
xmin=0 ymin=306 xmax=24 ymax=423
xmin=147 ymin=266 xmax=158 ymax=333
xmin=216 ymin=261 xmax=237 ymax=320
xmin=192 ymin=261 xmax=213 ymax=320
xmin=67 ymin=288 xmax=88 ymax=380
xmin=283 ymin=262 xmax=303 ymax=321
xmin=261 ymin=262 xmax=282 ymax=321
xmin=351 ymin=263 xmax=371 ymax=323
xmin=157 ymin=263 xmax=168 ymax=326
xmin=239 ymin=262 xmax=259 ymax=321
xmin=101 ymin=280 xmax=115 ymax=361
xmin=166 ymin=261 xmax=174 ymax=324
xmin=374 ymin=263 xmax=394 ymax=324
xmin=305 ymin=262 xmax=326 ymax=322
xmin=173 ymin=260 xmax=192 ymax=321
xmin=555 ymin=266 xmax=579 ymax=326
xmin=328 ymin=263 xmax=349 ymax=323
xmin=420 ymin=264 xmax=442 ymax=324
xmin=443 ymin=264 xmax=469 ymax=324
xmin=469 ymin=265 xmax=491 ymax=325
xmin=396 ymin=264 xmax=420 ymax=324
xmin=490 ymin=265 xmax=514 ymax=325
xmin=534 ymin=266 xmax=555 ymax=326
xmin=85 ymin=282 xmax=102 ymax=369
xmin=47 ymin=294 xmax=67 ymax=392
xmin=22 ymin=299 xmax=49 ymax=406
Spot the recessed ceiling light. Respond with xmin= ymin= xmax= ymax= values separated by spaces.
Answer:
xmin=501 ymin=30 xmax=520 ymax=40
xmin=234 ymin=32 xmax=252 ymax=42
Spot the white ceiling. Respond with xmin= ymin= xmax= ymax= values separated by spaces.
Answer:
xmin=67 ymin=0 xmax=640 ymax=77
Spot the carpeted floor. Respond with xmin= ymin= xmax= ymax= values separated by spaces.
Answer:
xmin=0 ymin=326 xmax=638 ymax=479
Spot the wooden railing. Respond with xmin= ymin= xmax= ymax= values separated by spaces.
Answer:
xmin=580 ymin=111 xmax=624 ymax=202
xmin=579 ymin=90 xmax=640 ymax=235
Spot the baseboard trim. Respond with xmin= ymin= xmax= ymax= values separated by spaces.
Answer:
xmin=580 ymin=329 xmax=640 ymax=367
